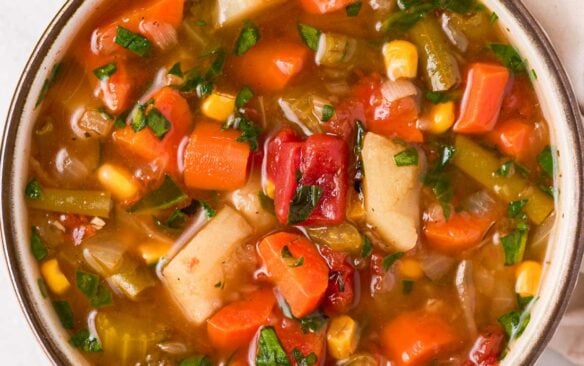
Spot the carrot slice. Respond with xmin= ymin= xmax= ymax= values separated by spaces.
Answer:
xmin=183 ymin=121 xmax=250 ymax=191
xmin=298 ymin=0 xmax=357 ymax=14
xmin=257 ymin=232 xmax=329 ymax=318
xmin=231 ymin=40 xmax=309 ymax=92
xmin=453 ymin=63 xmax=510 ymax=134
xmin=423 ymin=212 xmax=493 ymax=253
xmin=207 ymin=288 xmax=276 ymax=350
xmin=487 ymin=118 xmax=536 ymax=162
xmin=381 ymin=311 xmax=462 ymax=366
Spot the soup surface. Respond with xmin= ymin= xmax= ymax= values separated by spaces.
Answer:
xmin=25 ymin=0 xmax=556 ymax=365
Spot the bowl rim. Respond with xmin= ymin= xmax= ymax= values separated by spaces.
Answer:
xmin=1 ymin=0 xmax=583 ymax=365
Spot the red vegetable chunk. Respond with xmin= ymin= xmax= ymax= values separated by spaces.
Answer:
xmin=464 ymin=327 xmax=506 ymax=366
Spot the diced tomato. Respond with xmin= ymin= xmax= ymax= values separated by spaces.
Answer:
xmin=298 ymin=0 xmax=357 ymax=14
xmin=464 ymin=327 xmax=506 ymax=366
xmin=272 ymin=133 xmax=349 ymax=226
xmin=501 ymin=76 xmax=537 ymax=120
xmin=58 ymin=214 xmax=97 ymax=246
xmin=266 ymin=128 xmax=301 ymax=181
xmin=352 ymin=74 xmax=422 ymax=143
xmin=487 ymin=118 xmax=536 ymax=161
xmin=324 ymin=98 xmax=366 ymax=144
xmin=423 ymin=211 xmax=494 ymax=253
xmin=319 ymin=246 xmax=355 ymax=315
xmin=275 ymin=316 xmax=327 ymax=364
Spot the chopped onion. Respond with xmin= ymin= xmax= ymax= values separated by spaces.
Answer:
xmin=420 ymin=252 xmax=455 ymax=281
xmin=455 ymin=260 xmax=478 ymax=338
xmin=83 ymin=233 xmax=127 ymax=276
xmin=464 ymin=190 xmax=496 ymax=216
xmin=441 ymin=14 xmax=469 ymax=52
xmin=158 ymin=341 xmax=188 ymax=355
xmin=380 ymin=79 xmax=418 ymax=103
xmin=54 ymin=147 xmax=92 ymax=185
xmin=278 ymin=98 xmax=315 ymax=136
xmin=141 ymin=21 xmax=178 ymax=50
xmin=74 ymin=109 xmax=113 ymax=139
xmin=528 ymin=213 xmax=556 ymax=261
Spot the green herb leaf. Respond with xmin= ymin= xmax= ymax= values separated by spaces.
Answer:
xmin=382 ymin=252 xmax=405 ymax=271
xmin=346 ymin=1 xmax=363 ymax=16
xmin=199 ymin=200 xmax=216 ymax=218
xmin=234 ymin=21 xmax=261 ymax=55
xmin=361 ymin=235 xmax=373 ymax=258
xmin=438 ymin=0 xmax=476 ymax=13
xmin=90 ymin=284 xmax=113 ymax=308
xmin=146 ymin=108 xmax=171 ymax=139
xmin=292 ymin=348 xmax=318 ymax=366
xmin=508 ymin=199 xmax=528 ymax=219
xmin=281 ymin=245 xmax=305 ymax=267
xmin=25 ymin=179 xmax=43 ymax=200
xmin=131 ymin=104 xmax=147 ymax=132
xmin=530 ymin=69 xmax=538 ymax=81
xmin=490 ymin=12 xmax=499 ymax=23
xmin=223 ymin=114 xmax=262 ymax=151
xmin=321 ymin=104 xmax=335 ymax=122
xmin=179 ymin=355 xmax=212 ymax=366
xmin=256 ymin=327 xmax=291 ymax=366
xmin=93 ymin=63 xmax=117 ymax=80
xmin=299 ymin=314 xmax=328 ymax=333
xmin=538 ymin=146 xmax=553 ymax=178
xmin=115 ymin=26 xmax=152 ymax=57
xmin=402 ymin=279 xmax=415 ymax=294
xmin=495 ymin=160 xmax=513 ymax=177
xmin=298 ymin=23 xmax=321 ymax=51
xmin=488 ymin=43 xmax=526 ymax=73
xmin=195 ymin=19 xmax=208 ymax=27
xmin=498 ymin=309 xmax=531 ymax=340
xmin=258 ymin=191 xmax=275 ymax=215
xmin=30 ymin=228 xmax=48 ymax=261
xmin=38 ymin=278 xmax=48 ymax=298
xmin=206 ymin=49 xmax=227 ymax=80
xmin=70 ymin=329 xmax=103 ymax=352
xmin=76 ymin=271 xmax=99 ymax=298
xmin=394 ymin=147 xmax=419 ymax=167
xmin=168 ymin=62 xmax=183 ymax=77
xmin=53 ymin=300 xmax=74 ymax=329
xmin=382 ymin=3 xmax=435 ymax=34
xmin=166 ymin=209 xmax=188 ymax=229
xmin=113 ymin=110 xmax=129 ymax=129
xmin=236 ymin=86 xmax=254 ymax=109
xmin=501 ymin=228 xmax=528 ymax=266
xmin=287 ymin=185 xmax=323 ymax=225
xmin=129 ymin=175 xmax=188 ymax=213
xmin=397 ymin=0 xmax=424 ymax=9
xmin=517 ymin=295 xmax=535 ymax=309
xmin=355 ymin=120 xmax=365 ymax=157
xmin=425 ymin=91 xmax=451 ymax=104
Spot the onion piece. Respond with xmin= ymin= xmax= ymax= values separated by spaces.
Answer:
xmin=464 ymin=190 xmax=497 ymax=217
xmin=455 ymin=260 xmax=478 ymax=338
xmin=420 ymin=251 xmax=455 ymax=281
xmin=74 ymin=109 xmax=113 ymax=139
xmin=441 ymin=14 xmax=469 ymax=52
xmin=141 ymin=21 xmax=178 ymax=51
xmin=157 ymin=341 xmax=189 ymax=355
xmin=528 ymin=213 xmax=556 ymax=261
xmin=380 ymin=79 xmax=418 ymax=103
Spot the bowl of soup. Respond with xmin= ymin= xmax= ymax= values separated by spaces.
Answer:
xmin=2 ymin=0 xmax=583 ymax=365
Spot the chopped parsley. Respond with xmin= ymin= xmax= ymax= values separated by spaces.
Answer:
xmin=25 ymin=179 xmax=43 ymax=200
xmin=131 ymin=104 xmax=147 ymax=132
xmin=76 ymin=271 xmax=112 ymax=308
xmin=495 ymin=160 xmax=513 ymax=176
xmin=199 ymin=200 xmax=216 ymax=218
xmin=298 ymin=23 xmax=321 ymax=51
xmin=145 ymin=108 xmax=171 ymax=139
xmin=402 ymin=280 xmax=415 ymax=294
xmin=361 ymin=235 xmax=373 ymax=258
xmin=346 ymin=1 xmax=363 ymax=16
xmin=394 ymin=147 xmax=419 ymax=167
xmin=30 ymin=227 xmax=48 ymax=261
xmin=501 ymin=228 xmax=528 ymax=266
xmin=490 ymin=12 xmax=499 ymax=23
xmin=234 ymin=21 xmax=260 ymax=55
xmin=321 ymin=104 xmax=335 ymax=122
xmin=179 ymin=355 xmax=213 ymax=366
xmin=258 ymin=191 xmax=275 ymax=215
xmin=168 ymin=62 xmax=183 ymax=77
xmin=115 ymin=26 xmax=152 ymax=57
xmin=299 ymin=314 xmax=328 ymax=333
xmin=287 ymin=185 xmax=323 ymax=225
xmin=488 ymin=43 xmax=526 ymax=73
xmin=508 ymin=199 xmax=528 ymax=219
xmin=281 ymin=245 xmax=305 ymax=267
xmin=223 ymin=114 xmax=262 ymax=151
xmin=53 ymin=300 xmax=74 ymax=329
xmin=236 ymin=86 xmax=254 ymax=109
xmin=530 ymin=69 xmax=538 ymax=81
xmin=382 ymin=3 xmax=435 ymax=34
xmin=425 ymin=91 xmax=451 ymax=104
xmin=93 ymin=63 xmax=117 ymax=80
xmin=38 ymin=278 xmax=48 ymax=298
xmin=70 ymin=329 xmax=103 ymax=353
xmin=498 ymin=308 xmax=531 ymax=340
xmin=256 ymin=327 xmax=291 ymax=366
xmin=382 ymin=252 xmax=405 ymax=271
xmin=166 ymin=209 xmax=188 ymax=229
xmin=538 ymin=146 xmax=554 ymax=178
xmin=292 ymin=348 xmax=318 ymax=366
xmin=424 ymin=145 xmax=456 ymax=218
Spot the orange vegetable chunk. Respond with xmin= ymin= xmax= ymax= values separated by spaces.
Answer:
xmin=423 ymin=212 xmax=493 ymax=253
xmin=488 ymin=118 xmax=536 ymax=161
xmin=298 ymin=0 xmax=357 ymax=14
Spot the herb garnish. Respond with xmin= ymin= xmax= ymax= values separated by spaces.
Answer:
xmin=297 ymin=24 xmax=321 ymax=51
xmin=31 ymin=227 xmax=48 ymax=261
xmin=36 ymin=63 xmax=62 ymax=107
xmin=179 ymin=355 xmax=213 ymax=366
xmin=93 ymin=63 xmax=117 ymax=80
xmin=538 ymin=146 xmax=553 ymax=178
xmin=168 ymin=62 xmax=183 ymax=77
xmin=321 ymin=104 xmax=335 ymax=122
xmin=199 ymin=200 xmax=216 ymax=218
xmin=361 ymin=235 xmax=373 ymax=258
xmin=292 ymin=348 xmax=318 ymax=366
xmin=346 ymin=1 xmax=363 ymax=16
xmin=394 ymin=147 xmax=419 ymax=167
xmin=115 ymin=26 xmax=152 ymax=57
xmin=287 ymin=185 xmax=323 ymax=225
xmin=424 ymin=144 xmax=456 ymax=218
xmin=53 ymin=300 xmax=74 ymax=329
xmin=258 ymin=191 xmax=276 ymax=215
xmin=282 ymin=245 xmax=305 ymax=267
xmin=501 ymin=228 xmax=528 ymax=266
xmin=76 ymin=271 xmax=113 ymax=308
xmin=234 ymin=21 xmax=260 ymax=55
xmin=70 ymin=329 xmax=103 ymax=353
xmin=382 ymin=252 xmax=405 ymax=271
xmin=488 ymin=43 xmax=526 ymax=73
xmin=25 ymin=179 xmax=43 ymax=200
xmin=223 ymin=114 xmax=262 ymax=151
xmin=256 ymin=327 xmax=291 ymax=366
xmin=236 ymin=86 xmax=254 ymax=109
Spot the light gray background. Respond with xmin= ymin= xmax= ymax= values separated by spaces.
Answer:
xmin=0 ymin=0 xmax=580 ymax=364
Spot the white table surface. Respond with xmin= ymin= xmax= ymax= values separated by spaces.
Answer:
xmin=0 ymin=1 xmax=580 ymax=365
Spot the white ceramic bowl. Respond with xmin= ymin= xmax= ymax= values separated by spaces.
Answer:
xmin=2 ymin=1 xmax=583 ymax=364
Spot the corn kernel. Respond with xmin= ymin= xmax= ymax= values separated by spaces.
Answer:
xmin=382 ymin=40 xmax=418 ymax=80
xmin=399 ymin=259 xmax=424 ymax=280
xmin=201 ymin=92 xmax=236 ymax=122
xmin=97 ymin=164 xmax=139 ymax=201
xmin=41 ymin=259 xmax=70 ymax=295
xmin=427 ymin=102 xmax=456 ymax=135
xmin=515 ymin=261 xmax=542 ymax=297
xmin=138 ymin=241 xmax=172 ymax=265
xmin=327 ymin=315 xmax=359 ymax=360
xmin=265 ymin=180 xmax=276 ymax=199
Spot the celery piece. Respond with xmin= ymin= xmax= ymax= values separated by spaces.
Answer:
xmin=453 ymin=136 xmax=554 ymax=224
xmin=409 ymin=15 xmax=460 ymax=91
xmin=129 ymin=175 xmax=188 ymax=213
xmin=108 ymin=259 xmax=156 ymax=300
xmin=315 ymin=32 xmax=357 ymax=66
xmin=27 ymin=189 xmax=112 ymax=218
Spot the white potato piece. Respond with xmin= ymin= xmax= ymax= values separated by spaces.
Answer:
xmin=228 ymin=174 xmax=277 ymax=234
xmin=362 ymin=132 xmax=423 ymax=252
xmin=162 ymin=206 xmax=253 ymax=324
xmin=215 ymin=0 xmax=285 ymax=27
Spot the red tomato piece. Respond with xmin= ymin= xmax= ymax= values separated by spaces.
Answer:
xmin=275 ymin=316 xmax=326 ymax=363
xmin=319 ymin=246 xmax=355 ymax=315
xmin=266 ymin=128 xmax=301 ymax=181
xmin=487 ymin=118 xmax=536 ymax=162
xmin=464 ymin=327 xmax=506 ymax=366
xmin=298 ymin=0 xmax=357 ymax=14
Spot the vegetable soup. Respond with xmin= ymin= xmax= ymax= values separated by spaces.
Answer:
xmin=25 ymin=0 xmax=556 ymax=365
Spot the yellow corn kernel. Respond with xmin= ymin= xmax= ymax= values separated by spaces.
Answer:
xmin=382 ymin=40 xmax=418 ymax=80
xmin=327 ymin=315 xmax=359 ymax=360
xmin=426 ymin=102 xmax=456 ymax=135
xmin=201 ymin=92 xmax=236 ymax=122
xmin=348 ymin=199 xmax=366 ymax=222
xmin=399 ymin=259 xmax=424 ymax=280
xmin=138 ymin=241 xmax=172 ymax=266
xmin=97 ymin=164 xmax=139 ymax=201
xmin=265 ymin=180 xmax=276 ymax=199
xmin=41 ymin=259 xmax=70 ymax=295
xmin=515 ymin=261 xmax=542 ymax=297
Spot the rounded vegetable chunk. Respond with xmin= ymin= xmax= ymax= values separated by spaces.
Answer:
xmin=298 ymin=0 xmax=357 ymax=14
xmin=423 ymin=211 xmax=493 ymax=253
xmin=257 ymin=232 xmax=329 ymax=318
xmin=381 ymin=311 xmax=462 ymax=366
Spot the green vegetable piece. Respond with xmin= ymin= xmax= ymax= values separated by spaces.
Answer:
xmin=299 ymin=314 xmax=327 ymax=333
xmin=53 ymin=300 xmax=74 ymax=329
xmin=439 ymin=0 xmax=476 ymax=13
xmin=495 ymin=160 xmax=513 ymax=177
xmin=38 ymin=278 xmax=49 ymax=298
xmin=402 ymin=280 xmax=415 ymax=294
xmin=199 ymin=200 xmax=216 ymax=218
xmin=234 ymin=21 xmax=260 ymax=55
xmin=298 ymin=23 xmax=321 ymax=51
xmin=321 ymin=105 xmax=335 ymax=122
xmin=114 ymin=110 xmax=129 ymax=129
xmin=129 ymin=175 xmax=188 ymax=213
xmin=281 ymin=245 xmax=305 ymax=267
xmin=538 ymin=146 xmax=554 ymax=178
xmin=361 ymin=235 xmax=373 ymax=258
xmin=256 ymin=326 xmax=291 ymax=366
xmin=236 ymin=86 xmax=254 ymax=109
xmin=383 ymin=3 xmax=435 ymax=34
xmin=35 ymin=62 xmax=62 ymax=108
xmin=70 ymin=329 xmax=103 ymax=353
xmin=498 ymin=309 xmax=531 ymax=339
xmin=206 ymin=49 xmax=226 ymax=80
xmin=25 ymin=179 xmax=43 ymax=200
xmin=501 ymin=228 xmax=528 ymax=266
xmin=346 ymin=1 xmax=362 ymax=16
xmin=287 ymin=185 xmax=323 ymax=225
xmin=131 ymin=104 xmax=147 ymax=132
xmin=517 ymin=295 xmax=535 ymax=309
xmin=179 ymin=356 xmax=212 ymax=366
xmin=394 ymin=147 xmax=419 ymax=167
xmin=292 ymin=348 xmax=318 ymax=366
xmin=530 ymin=69 xmax=538 ymax=81
xmin=168 ymin=62 xmax=183 ymax=77
xmin=115 ymin=26 xmax=152 ymax=57
xmin=489 ymin=12 xmax=499 ymax=23
xmin=258 ymin=191 xmax=275 ymax=215
xmin=27 ymin=189 xmax=113 ymax=218
xmin=76 ymin=271 xmax=100 ymax=298
xmin=488 ymin=43 xmax=526 ymax=73
xmin=409 ymin=15 xmax=461 ymax=91
xmin=93 ymin=63 xmax=117 ymax=80
xmin=508 ymin=199 xmax=528 ymax=219
xmin=166 ymin=209 xmax=188 ymax=229
xmin=223 ymin=114 xmax=262 ymax=151
xmin=146 ymin=108 xmax=171 ymax=139
xmin=382 ymin=252 xmax=405 ymax=271
xmin=425 ymin=91 xmax=451 ymax=104
xmin=90 ymin=284 xmax=113 ymax=308
xmin=30 ymin=228 xmax=48 ymax=261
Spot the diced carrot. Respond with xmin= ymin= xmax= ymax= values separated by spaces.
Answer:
xmin=453 ymin=63 xmax=510 ymax=134
xmin=98 ymin=61 xmax=133 ymax=114
xmin=423 ymin=212 xmax=493 ymax=253
xmin=487 ymin=119 xmax=536 ymax=161
xmin=257 ymin=232 xmax=329 ymax=318
xmin=183 ymin=121 xmax=250 ymax=191
xmin=298 ymin=0 xmax=357 ymax=14
xmin=231 ymin=40 xmax=309 ymax=92
xmin=381 ymin=311 xmax=462 ymax=366
xmin=207 ymin=288 xmax=276 ymax=350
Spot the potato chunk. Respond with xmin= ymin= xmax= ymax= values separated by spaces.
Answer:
xmin=361 ymin=132 xmax=423 ymax=252
xmin=215 ymin=0 xmax=284 ymax=27
xmin=162 ymin=206 xmax=253 ymax=324
xmin=228 ymin=174 xmax=276 ymax=234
